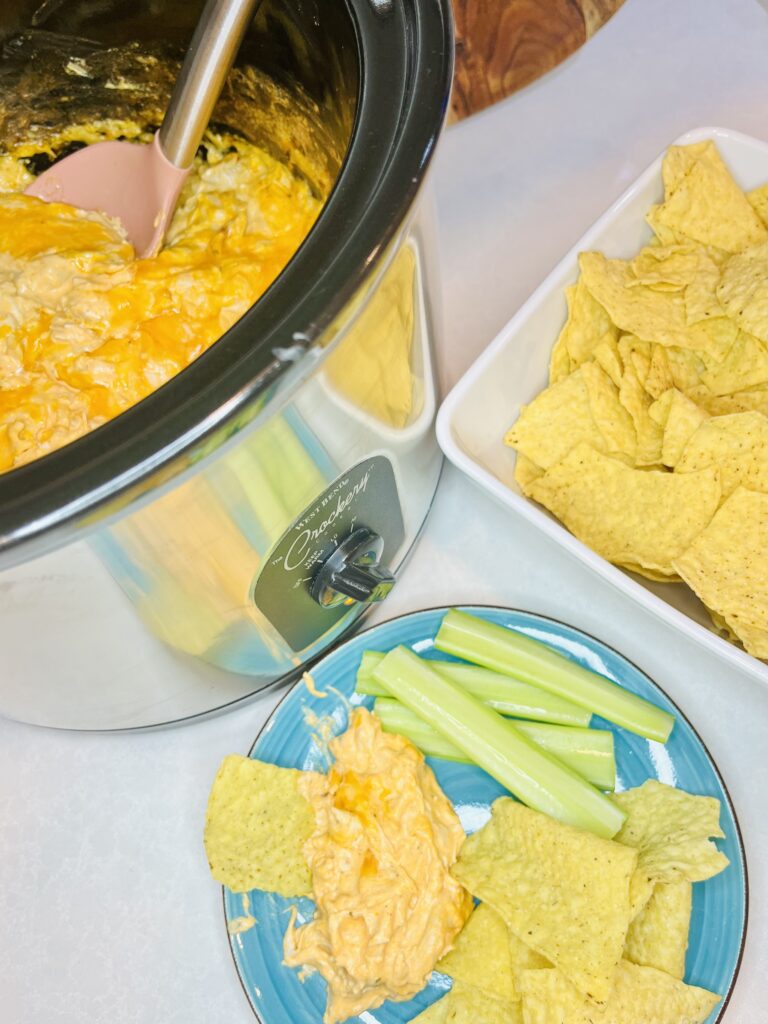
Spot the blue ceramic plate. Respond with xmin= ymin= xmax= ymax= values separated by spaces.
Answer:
xmin=224 ymin=607 xmax=747 ymax=1024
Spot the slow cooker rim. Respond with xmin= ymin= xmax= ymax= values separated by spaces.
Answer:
xmin=0 ymin=0 xmax=454 ymax=567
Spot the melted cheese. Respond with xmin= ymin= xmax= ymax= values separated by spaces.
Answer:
xmin=0 ymin=138 xmax=320 ymax=472
xmin=284 ymin=708 xmax=471 ymax=1024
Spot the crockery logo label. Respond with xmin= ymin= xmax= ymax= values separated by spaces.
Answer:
xmin=283 ymin=468 xmax=372 ymax=573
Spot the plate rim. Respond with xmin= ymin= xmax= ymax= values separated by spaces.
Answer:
xmin=222 ymin=603 xmax=750 ymax=1024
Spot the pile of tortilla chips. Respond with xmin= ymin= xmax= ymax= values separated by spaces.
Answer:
xmin=414 ymin=783 xmax=728 ymax=1024
xmin=504 ymin=141 xmax=768 ymax=657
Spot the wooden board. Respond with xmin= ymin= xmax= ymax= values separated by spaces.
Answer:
xmin=451 ymin=0 xmax=626 ymax=121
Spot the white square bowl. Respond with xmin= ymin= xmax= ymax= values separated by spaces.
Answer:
xmin=437 ymin=126 xmax=768 ymax=686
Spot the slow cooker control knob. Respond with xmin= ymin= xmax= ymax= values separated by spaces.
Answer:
xmin=310 ymin=528 xmax=395 ymax=608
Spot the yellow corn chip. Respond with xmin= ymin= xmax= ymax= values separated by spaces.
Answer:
xmin=700 ymin=330 xmax=768 ymax=396
xmin=451 ymin=799 xmax=637 ymax=1004
xmin=593 ymin=335 xmax=624 ymax=387
xmin=519 ymin=961 xmax=720 ymax=1024
xmin=204 ymin=755 xmax=315 ymax=896
xmin=619 ymin=363 xmax=663 ymax=465
xmin=630 ymin=244 xmax=718 ymax=297
xmin=505 ymin=368 xmax=631 ymax=469
xmin=529 ymin=444 xmax=720 ymax=574
xmin=649 ymin=389 xmax=709 ymax=467
xmin=717 ymin=241 xmax=768 ymax=341
xmin=580 ymin=252 xmax=692 ymax=348
xmin=685 ymin=315 xmax=740 ymax=364
xmin=549 ymin=285 xmax=577 ymax=383
xmin=624 ymin=881 xmax=692 ymax=980
xmin=644 ymin=345 xmax=676 ymax=399
xmin=507 ymin=929 xmax=551 ymax=993
xmin=662 ymin=141 xmax=717 ymax=196
xmin=676 ymin=411 xmax=768 ymax=496
xmin=619 ymin=562 xmax=682 ymax=584
xmin=505 ymin=370 xmax=603 ymax=469
xmin=561 ymin=277 xmax=618 ymax=368
xmin=654 ymin=144 xmax=767 ymax=253
xmin=663 ymin=346 xmax=708 ymax=394
xmin=689 ymin=384 xmax=768 ymax=417
xmin=747 ymin=181 xmax=768 ymax=227
xmin=412 ymin=983 xmax=522 ymax=1024
xmin=673 ymin=487 xmax=768 ymax=655
xmin=613 ymin=781 xmax=728 ymax=892
xmin=580 ymin=361 xmax=637 ymax=462
xmin=514 ymin=453 xmax=544 ymax=496
xmin=646 ymin=204 xmax=692 ymax=247
xmin=437 ymin=903 xmax=518 ymax=1003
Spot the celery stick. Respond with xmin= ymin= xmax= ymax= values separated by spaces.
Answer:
xmin=435 ymin=610 xmax=674 ymax=743
xmin=374 ymin=697 xmax=616 ymax=789
xmin=356 ymin=651 xmax=591 ymax=726
xmin=373 ymin=646 xmax=625 ymax=838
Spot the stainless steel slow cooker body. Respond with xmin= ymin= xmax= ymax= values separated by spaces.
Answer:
xmin=0 ymin=0 xmax=453 ymax=728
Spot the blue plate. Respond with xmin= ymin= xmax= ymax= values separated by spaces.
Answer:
xmin=224 ymin=606 xmax=747 ymax=1024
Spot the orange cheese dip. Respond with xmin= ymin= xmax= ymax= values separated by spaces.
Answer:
xmin=284 ymin=707 xmax=471 ymax=1024
xmin=0 ymin=138 xmax=320 ymax=472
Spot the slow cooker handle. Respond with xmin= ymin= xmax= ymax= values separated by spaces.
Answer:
xmin=159 ymin=0 xmax=263 ymax=169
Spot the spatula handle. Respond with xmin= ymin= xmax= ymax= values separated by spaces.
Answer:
xmin=159 ymin=0 xmax=262 ymax=169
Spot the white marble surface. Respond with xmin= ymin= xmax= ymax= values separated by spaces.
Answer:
xmin=2 ymin=0 xmax=767 ymax=1019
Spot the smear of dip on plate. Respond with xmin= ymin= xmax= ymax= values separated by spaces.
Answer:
xmin=283 ymin=707 xmax=472 ymax=1024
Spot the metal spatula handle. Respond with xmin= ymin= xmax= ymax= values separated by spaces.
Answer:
xmin=159 ymin=0 xmax=262 ymax=170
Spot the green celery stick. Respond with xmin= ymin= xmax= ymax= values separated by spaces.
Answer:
xmin=373 ymin=646 xmax=625 ymax=838
xmin=435 ymin=610 xmax=674 ymax=743
xmin=356 ymin=651 xmax=591 ymax=726
xmin=374 ymin=697 xmax=616 ymax=789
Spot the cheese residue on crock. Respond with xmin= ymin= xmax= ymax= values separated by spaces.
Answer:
xmin=283 ymin=707 xmax=471 ymax=1024
xmin=0 ymin=135 xmax=320 ymax=473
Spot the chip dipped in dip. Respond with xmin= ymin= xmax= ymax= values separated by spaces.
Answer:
xmin=283 ymin=707 xmax=472 ymax=1024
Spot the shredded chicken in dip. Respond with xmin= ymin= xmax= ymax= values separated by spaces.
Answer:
xmin=0 ymin=135 xmax=320 ymax=472
xmin=284 ymin=708 xmax=472 ymax=1024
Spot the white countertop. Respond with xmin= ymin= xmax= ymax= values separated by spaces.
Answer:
xmin=2 ymin=0 xmax=767 ymax=1019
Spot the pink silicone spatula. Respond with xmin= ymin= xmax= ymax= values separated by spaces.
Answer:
xmin=25 ymin=0 xmax=260 ymax=258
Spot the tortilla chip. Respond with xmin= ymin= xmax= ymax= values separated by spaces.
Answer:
xmin=619 ymin=363 xmax=663 ymax=465
xmin=514 ymin=453 xmax=544 ymax=495
xmin=676 ymin=411 xmax=768 ymax=496
xmin=685 ymin=315 xmax=740 ymax=364
xmin=663 ymin=346 xmax=708 ymax=394
xmin=620 ymin=562 xmax=682 ymax=584
xmin=561 ymin=277 xmax=618 ymax=368
xmin=550 ymin=286 xmax=576 ymax=383
xmin=519 ymin=961 xmax=720 ymax=1024
xmin=661 ymin=141 xmax=717 ymax=196
xmin=593 ymin=335 xmax=624 ymax=387
xmin=412 ymin=983 xmax=522 ymax=1024
xmin=505 ymin=366 xmax=634 ymax=469
xmin=204 ymin=755 xmax=315 ymax=896
xmin=747 ymin=181 xmax=768 ymax=227
xmin=504 ymin=370 xmax=604 ymax=470
xmin=580 ymin=361 xmax=637 ymax=462
xmin=624 ymin=881 xmax=692 ymax=979
xmin=613 ymin=781 xmax=728 ymax=894
xmin=648 ymin=389 xmax=709 ymax=467
xmin=700 ymin=330 xmax=768 ymax=395
xmin=451 ymin=799 xmax=637 ymax=1003
xmin=691 ymin=385 xmax=768 ymax=417
xmin=580 ymin=252 xmax=692 ymax=348
xmin=673 ymin=487 xmax=768 ymax=655
xmin=654 ymin=144 xmax=767 ymax=253
xmin=437 ymin=903 xmax=518 ymax=1003
xmin=528 ymin=444 xmax=720 ymax=574
xmin=630 ymin=244 xmax=719 ymax=299
xmin=717 ymin=241 xmax=768 ymax=342
xmin=644 ymin=345 xmax=676 ymax=399
xmin=646 ymin=204 xmax=693 ymax=248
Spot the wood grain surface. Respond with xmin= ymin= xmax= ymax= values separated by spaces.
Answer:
xmin=452 ymin=0 xmax=626 ymax=121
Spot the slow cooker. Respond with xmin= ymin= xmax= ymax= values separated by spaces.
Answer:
xmin=0 ymin=0 xmax=453 ymax=728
